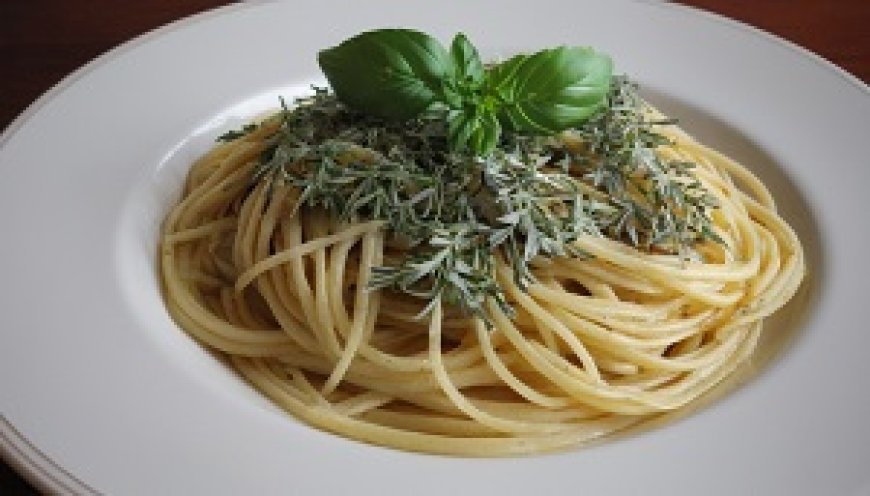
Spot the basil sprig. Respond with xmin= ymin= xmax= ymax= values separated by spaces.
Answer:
xmin=318 ymin=29 xmax=612 ymax=155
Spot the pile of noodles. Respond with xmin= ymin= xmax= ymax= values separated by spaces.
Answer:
xmin=160 ymin=115 xmax=804 ymax=456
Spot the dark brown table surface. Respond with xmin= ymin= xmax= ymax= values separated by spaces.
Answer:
xmin=1 ymin=0 xmax=867 ymax=493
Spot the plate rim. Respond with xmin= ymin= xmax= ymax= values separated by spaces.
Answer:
xmin=0 ymin=1 xmax=866 ymax=493
xmin=0 ymin=3 xmax=249 ymax=493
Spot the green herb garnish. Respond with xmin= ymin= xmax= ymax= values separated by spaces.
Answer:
xmin=217 ymin=123 xmax=257 ymax=142
xmin=571 ymin=77 xmax=722 ymax=252
xmin=317 ymin=29 xmax=612 ymax=155
xmin=219 ymin=31 xmax=721 ymax=322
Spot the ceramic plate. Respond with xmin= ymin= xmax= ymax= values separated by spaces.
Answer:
xmin=1 ymin=1 xmax=868 ymax=494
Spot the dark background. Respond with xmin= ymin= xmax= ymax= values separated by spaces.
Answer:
xmin=1 ymin=1 xmax=867 ymax=493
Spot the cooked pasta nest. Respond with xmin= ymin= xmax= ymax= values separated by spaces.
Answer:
xmin=160 ymin=116 xmax=804 ymax=456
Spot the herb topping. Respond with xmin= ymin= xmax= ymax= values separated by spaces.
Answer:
xmin=220 ymin=31 xmax=721 ymax=321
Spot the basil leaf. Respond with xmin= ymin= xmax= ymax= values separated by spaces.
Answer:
xmin=318 ymin=29 xmax=455 ymax=121
xmin=493 ymin=47 xmax=612 ymax=133
xmin=473 ymin=110 xmax=501 ymax=155
xmin=447 ymin=110 xmax=476 ymax=152
xmin=447 ymin=106 xmax=501 ymax=155
xmin=450 ymin=33 xmax=484 ymax=89
xmin=484 ymin=54 xmax=528 ymax=104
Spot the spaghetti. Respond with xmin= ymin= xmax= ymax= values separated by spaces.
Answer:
xmin=160 ymin=107 xmax=804 ymax=456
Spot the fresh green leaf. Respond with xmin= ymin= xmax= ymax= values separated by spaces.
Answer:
xmin=484 ymin=54 xmax=528 ymax=104
xmin=495 ymin=47 xmax=612 ymax=133
xmin=473 ymin=110 xmax=501 ymax=155
xmin=317 ymin=29 xmax=455 ymax=121
xmin=447 ymin=106 xmax=501 ymax=155
xmin=450 ymin=33 xmax=484 ymax=89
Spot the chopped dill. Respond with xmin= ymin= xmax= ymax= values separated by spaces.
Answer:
xmin=218 ymin=78 xmax=721 ymax=321
xmin=216 ymin=123 xmax=258 ymax=142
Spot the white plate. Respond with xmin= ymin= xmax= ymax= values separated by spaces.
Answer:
xmin=1 ymin=1 xmax=868 ymax=494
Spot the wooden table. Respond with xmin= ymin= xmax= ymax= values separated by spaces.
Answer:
xmin=1 ymin=1 xmax=867 ymax=493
